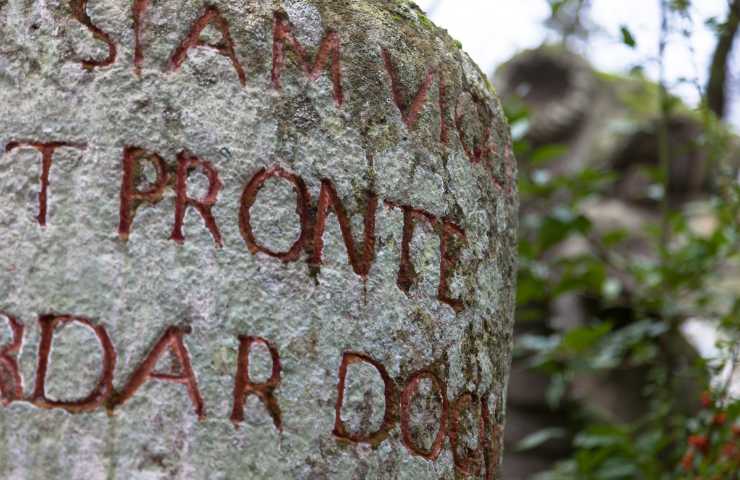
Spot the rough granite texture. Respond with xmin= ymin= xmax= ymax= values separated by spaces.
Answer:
xmin=0 ymin=0 xmax=517 ymax=478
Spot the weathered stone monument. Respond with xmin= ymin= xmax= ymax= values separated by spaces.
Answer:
xmin=0 ymin=1 xmax=517 ymax=478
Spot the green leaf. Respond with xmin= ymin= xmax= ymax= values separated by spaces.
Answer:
xmin=595 ymin=459 xmax=639 ymax=479
xmin=518 ymin=334 xmax=559 ymax=353
xmin=531 ymin=144 xmax=568 ymax=165
xmin=620 ymin=25 xmax=637 ymax=48
xmin=546 ymin=374 xmax=568 ymax=408
xmin=705 ymin=16 xmax=720 ymax=33
xmin=602 ymin=229 xmax=629 ymax=247
xmin=574 ymin=425 xmax=630 ymax=449
xmin=516 ymin=427 xmax=567 ymax=451
xmin=560 ymin=323 xmax=612 ymax=354
xmin=549 ymin=0 xmax=567 ymax=16
xmin=670 ymin=0 xmax=690 ymax=12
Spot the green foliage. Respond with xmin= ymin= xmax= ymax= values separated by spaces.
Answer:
xmin=517 ymin=427 xmax=568 ymax=451
xmin=548 ymin=0 xmax=569 ymax=16
xmin=509 ymin=88 xmax=740 ymax=478
xmin=620 ymin=25 xmax=637 ymax=48
xmin=670 ymin=0 xmax=691 ymax=13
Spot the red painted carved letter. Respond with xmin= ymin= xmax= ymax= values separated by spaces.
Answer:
xmin=31 ymin=314 xmax=116 ymax=413
xmin=400 ymin=369 xmax=449 ymax=460
xmin=4 ymin=141 xmax=86 ymax=226
xmin=110 ymin=326 xmax=205 ymax=419
xmin=0 ymin=312 xmax=24 ymax=405
xmin=455 ymin=90 xmax=514 ymax=193
xmin=118 ymin=146 xmax=169 ymax=240
xmin=333 ymin=352 xmax=396 ymax=446
xmin=481 ymin=394 xmax=504 ymax=480
xmin=239 ymin=166 xmax=311 ymax=262
xmin=70 ymin=0 xmax=117 ymax=69
xmin=230 ymin=336 xmax=282 ymax=431
xmin=132 ymin=0 xmax=149 ymax=76
xmin=272 ymin=11 xmax=343 ymax=106
xmin=438 ymin=220 xmax=466 ymax=312
xmin=448 ymin=392 xmax=485 ymax=477
xmin=168 ymin=6 xmax=246 ymax=86
xmin=311 ymin=180 xmax=377 ymax=277
xmin=381 ymin=49 xmax=448 ymax=143
xmin=386 ymin=202 xmax=466 ymax=311
xmin=454 ymin=90 xmax=493 ymax=164
xmin=170 ymin=151 xmax=223 ymax=247
xmin=387 ymin=202 xmax=434 ymax=294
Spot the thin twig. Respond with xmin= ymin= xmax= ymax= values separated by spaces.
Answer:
xmin=658 ymin=0 xmax=673 ymax=256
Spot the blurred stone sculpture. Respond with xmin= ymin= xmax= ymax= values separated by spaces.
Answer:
xmin=495 ymin=45 xmax=724 ymax=479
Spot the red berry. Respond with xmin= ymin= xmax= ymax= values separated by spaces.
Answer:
xmin=713 ymin=412 xmax=727 ymax=425
xmin=721 ymin=442 xmax=736 ymax=458
xmin=688 ymin=435 xmax=709 ymax=452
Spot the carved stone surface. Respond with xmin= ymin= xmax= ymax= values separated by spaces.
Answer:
xmin=0 ymin=1 xmax=517 ymax=478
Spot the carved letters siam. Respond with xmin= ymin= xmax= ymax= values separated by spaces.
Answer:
xmin=62 ymin=1 xmax=511 ymax=184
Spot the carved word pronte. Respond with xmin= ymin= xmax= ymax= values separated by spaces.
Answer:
xmin=4 ymin=143 xmax=469 ymax=311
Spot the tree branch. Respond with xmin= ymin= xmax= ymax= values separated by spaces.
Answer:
xmin=706 ymin=0 xmax=740 ymax=119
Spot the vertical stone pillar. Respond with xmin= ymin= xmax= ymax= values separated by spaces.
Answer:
xmin=0 ymin=1 xmax=517 ymax=478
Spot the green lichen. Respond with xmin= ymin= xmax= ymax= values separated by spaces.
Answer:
xmin=415 ymin=11 xmax=436 ymax=32
xmin=484 ymin=77 xmax=497 ymax=96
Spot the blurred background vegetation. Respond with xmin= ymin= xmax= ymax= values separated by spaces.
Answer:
xmin=421 ymin=0 xmax=740 ymax=478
